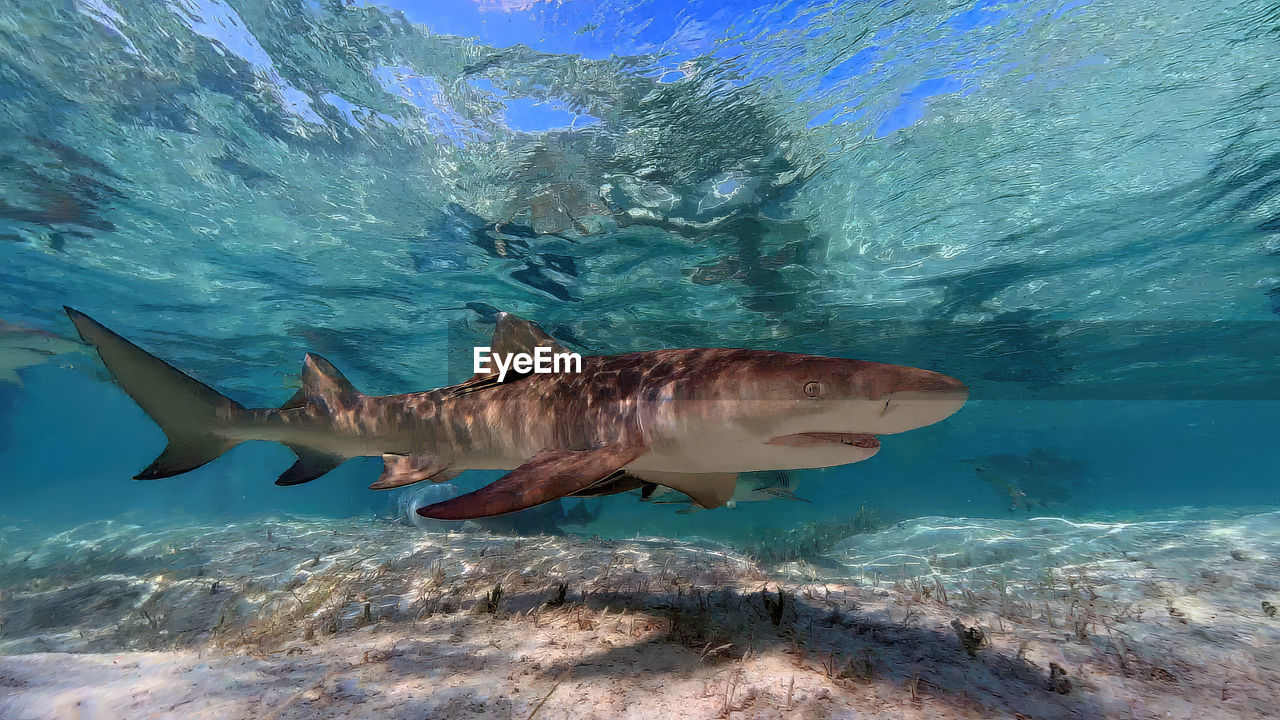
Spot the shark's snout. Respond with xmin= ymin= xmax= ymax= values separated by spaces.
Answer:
xmin=899 ymin=367 xmax=969 ymax=397
xmin=920 ymin=372 xmax=969 ymax=416
xmin=932 ymin=375 xmax=968 ymax=402
xmin=873 ymin=370 xmax=968 ymax=434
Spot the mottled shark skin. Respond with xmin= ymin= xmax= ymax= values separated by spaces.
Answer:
xmin=65 ymin=307 xmax=968 ymax=520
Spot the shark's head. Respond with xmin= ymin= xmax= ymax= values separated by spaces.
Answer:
xmin=660 ymin=350 xmax=968 ymax=472
xmin=747 ymin=353 xmax=969 ymax=435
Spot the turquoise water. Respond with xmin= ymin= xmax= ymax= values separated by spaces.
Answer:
xmin=1 ymin=0 xmax=1278 ymax=545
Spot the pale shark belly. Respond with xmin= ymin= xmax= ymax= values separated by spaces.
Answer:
xmin=625 ymin=426 xmax=878 ymax=473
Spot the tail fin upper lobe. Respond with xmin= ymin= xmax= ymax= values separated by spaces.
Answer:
xmin=64 ymin=307 xmax=245 ymax=479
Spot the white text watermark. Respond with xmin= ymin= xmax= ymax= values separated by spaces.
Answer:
xmin=474 ymin=346 xmax=582 ymax=381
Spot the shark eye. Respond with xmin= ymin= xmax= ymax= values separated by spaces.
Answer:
xmin=803 ymin=381 xmax=822 ymax=398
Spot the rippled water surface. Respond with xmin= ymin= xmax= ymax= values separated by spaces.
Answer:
xmin=0 ymin=0 xmax=1278 ymax=534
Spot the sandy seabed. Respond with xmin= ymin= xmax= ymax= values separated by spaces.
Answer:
xmin=0 ymin=509 xmax=1277 ymax=719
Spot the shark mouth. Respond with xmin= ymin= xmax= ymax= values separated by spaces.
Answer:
xmin=765 ymin=432 xmax=880 ymax=449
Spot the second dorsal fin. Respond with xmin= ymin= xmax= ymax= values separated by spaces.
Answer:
xmin=277 ymin=353 xmax=362 ymax=412
xmin=299 ymin=352 xmax=360 ymax=400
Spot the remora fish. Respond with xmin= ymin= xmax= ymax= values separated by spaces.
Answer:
xmin=65 ymin=307 xmax=967 ymax=520
xmin=648 ymin=471 xmax=810 ymax=512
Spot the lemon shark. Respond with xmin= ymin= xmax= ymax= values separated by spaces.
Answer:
xmin=64 ymin=307 xmax=967 ymax=520
xmin=0 ymin=319 xmax=84 ymax=386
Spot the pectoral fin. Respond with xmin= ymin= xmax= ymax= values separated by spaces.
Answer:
xmin=370 ymin=453 xmax=454 ymax=490
xmin=627 ymin=471 xmax=739 ymax=509
xmin=417 ymin=443 xmax=646 ymax=520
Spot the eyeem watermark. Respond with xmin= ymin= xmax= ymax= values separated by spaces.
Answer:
xmin=474 ymin=346 xmax=582 ymax=381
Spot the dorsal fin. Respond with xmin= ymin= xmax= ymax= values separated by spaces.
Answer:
xmin=490 ymin=311 xmax=569 ymax=359
xmin=275 ymin=353 xmax=361 ymax=411
xmin=299 ymin=352 xmax=360 ymax=400
xmin=453 ymin=312 xmax=573 ymax=393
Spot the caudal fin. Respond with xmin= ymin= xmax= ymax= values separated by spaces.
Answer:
xmin=64 ymin=307 xmax=245 ymax=479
